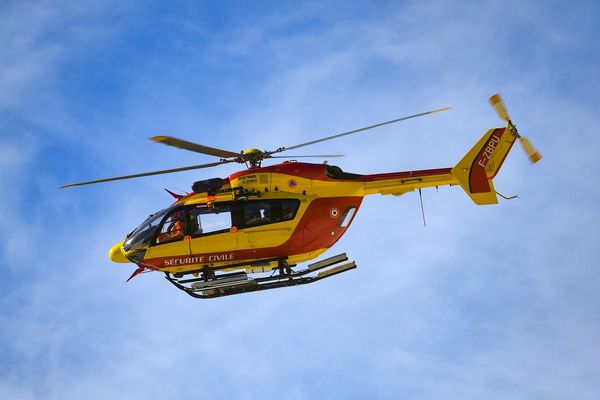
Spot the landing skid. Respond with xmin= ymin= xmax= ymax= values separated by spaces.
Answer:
xmin=164 ymin=253 xmax=356 ymax=299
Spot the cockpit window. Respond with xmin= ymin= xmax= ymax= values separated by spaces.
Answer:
xmin=123 ymin=208 xmax=170 ymax=251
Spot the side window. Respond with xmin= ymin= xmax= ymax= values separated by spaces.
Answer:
xmin=190 ymin=205 xmax=232 ymax=236
xmin=281 ymin=200 xmax=299 ymax=221
xmin=244 ymin=202 xmax=272 ymax=227
xmin=238 ymin=199 xmax=300 ymax=229
xmin=156 ymin=209 xmax=186 ymax=244
xmin=338 ymin=206 xmax=356 ymax=227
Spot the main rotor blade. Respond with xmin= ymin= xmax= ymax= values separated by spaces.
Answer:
xmin=275 ymin=107 xmax=450 ymax=153
xmin=60 ymin=160 xmax=234 ymax=188
xmin=151 ymin=136 xmax=240 ymax=159
xmin=269 ymin=154 xmax=345 ymax=159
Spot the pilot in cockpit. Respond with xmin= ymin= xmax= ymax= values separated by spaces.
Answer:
xmin=157 ymin=211 xmax=185 ymax=243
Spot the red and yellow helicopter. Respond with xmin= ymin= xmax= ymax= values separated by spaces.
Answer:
xmin=62 ymin=94 xmax=540 ymax=299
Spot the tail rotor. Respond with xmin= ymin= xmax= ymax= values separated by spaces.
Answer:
xmin=489 ymin=93 xmax=541 ymax=164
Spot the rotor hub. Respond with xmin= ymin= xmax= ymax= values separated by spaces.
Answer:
xmin=242 ymin=148 xmax=265 ymax=168
xmin=242 ymin=148 xmax=262 ymax=156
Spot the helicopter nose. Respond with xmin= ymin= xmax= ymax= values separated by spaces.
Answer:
xmin=108 ymin=241 xmax=129 ymax=263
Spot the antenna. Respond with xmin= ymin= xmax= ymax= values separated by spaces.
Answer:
xmin=418 ymin=188 xmax=427 ymax=227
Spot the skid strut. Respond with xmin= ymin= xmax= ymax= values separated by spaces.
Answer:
xmin=164 ymin=253 xmax=356 ymax=299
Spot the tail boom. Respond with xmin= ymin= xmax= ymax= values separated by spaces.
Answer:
xmin=361 ymin=168 xmax=458 ymax=196
xmin=358 ymin=125 xmax=519 ymax=205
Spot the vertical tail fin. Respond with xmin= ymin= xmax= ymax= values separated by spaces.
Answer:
xmin=451 ymin=127 xmax=517 ymax=205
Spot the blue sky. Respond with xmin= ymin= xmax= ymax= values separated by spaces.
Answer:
xmin=1 ymin=0 xmax=599 ymax=399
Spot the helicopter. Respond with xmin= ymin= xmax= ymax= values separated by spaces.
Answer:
xmin=62 ymin=93 xmax=540 ymax=299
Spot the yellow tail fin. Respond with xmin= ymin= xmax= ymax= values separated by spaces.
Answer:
xmin=451 ymin=127 xmax=517 ymax=205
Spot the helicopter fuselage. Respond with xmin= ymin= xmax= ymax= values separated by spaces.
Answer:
xmin=110 ymin=160 xmax=458 ymax=276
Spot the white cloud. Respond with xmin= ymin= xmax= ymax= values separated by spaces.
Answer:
xmin=1 ymin=1 xmax=599 ymax=399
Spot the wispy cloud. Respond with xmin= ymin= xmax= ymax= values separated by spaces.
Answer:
xmin=1 ymin=1 xmax=599 ymax=399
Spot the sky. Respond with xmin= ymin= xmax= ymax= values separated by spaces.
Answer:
xmin=1 ymin=0 xmax=599 ymax=399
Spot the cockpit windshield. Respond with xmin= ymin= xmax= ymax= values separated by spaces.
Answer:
xmin=123 ymin=207 xmax=171 ymax=251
